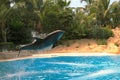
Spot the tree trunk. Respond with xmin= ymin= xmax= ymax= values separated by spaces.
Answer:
xmin=1 ymin=20 xmax=7 ymax=42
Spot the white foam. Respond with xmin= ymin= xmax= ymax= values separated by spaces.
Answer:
xmin=67 ymin=73 xmax=82 ymax=76
xmin=0 ymin=71 xmax=38 ymax=78
xmin=85 ymin=69 xmax=116 ymax=78
xmin=70 ymin=68 xmax=120 ymax=80
xmin=41 ymin=70 xmax=60 ymax=74
xmin=46 ymin=62 xmax=94 ymax=67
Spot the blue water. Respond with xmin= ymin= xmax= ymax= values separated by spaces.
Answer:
xmin=0 ymin=56 xmax=120 ymax=80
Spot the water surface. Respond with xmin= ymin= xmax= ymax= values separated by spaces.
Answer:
xmin=0 ymin=56 xmax=120 ymax=80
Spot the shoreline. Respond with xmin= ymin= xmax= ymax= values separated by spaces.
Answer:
xmin=1 ymin=27 xmax=120 ymax=62
xmin=0 ymin=52 xmax=120 ymax=62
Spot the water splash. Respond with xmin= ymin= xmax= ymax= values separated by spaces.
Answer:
xmin=46 ymin=61 xmax=94 ymax=67
xmin=0 ymin=71 xmax=39 ymax=80
xmin=70 ymin=68 xmax=120 ymax=80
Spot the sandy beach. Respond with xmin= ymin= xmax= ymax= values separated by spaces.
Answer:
xmin=0 ymin=27 xmax=120 ymax=61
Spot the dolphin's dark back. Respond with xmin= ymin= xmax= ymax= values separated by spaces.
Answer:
xmin=19 ymin=30 xmax=64 ymax=51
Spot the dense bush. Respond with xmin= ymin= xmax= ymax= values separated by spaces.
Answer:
xmin=62 ymin=24 xmax=113 ymax=40
xmin=65 ymin=25 xmax=88 ymax=40
xmin=0 ymin=42 xmax=15 ymax=51
xmin=42 ymin=11 xmax=59 ymax=32
xmin=99 ymin=27 xmax=113 ymax=39
xmin=97 ymin=39 xmax=107 ymax=45
xmin=89 ymin=26 xmax=113 ymax=39
xmin=7 ymin=21 xmax=32 ymax=44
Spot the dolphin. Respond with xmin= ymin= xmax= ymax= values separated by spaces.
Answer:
xmin=18 ymin=30 xmax=65 ymax=56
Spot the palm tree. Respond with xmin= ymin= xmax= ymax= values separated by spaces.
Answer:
xmin=36 ymin=0 xmax=73 ymax=32
xmin=82 ymin=0 xmax=119 ymax=27
xmin=109 ymin=1 xmax=120 ymax=27
xmin=0 ymin=0 xmax=44 ymax=43
xmin=20 ymin=0 xmax=44 ymax=32
xmin=81 ymin=0 xmax=93 ymax=4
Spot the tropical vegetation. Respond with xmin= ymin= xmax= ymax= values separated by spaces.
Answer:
xmin=0 ymin=0 xmax=120 ymax=51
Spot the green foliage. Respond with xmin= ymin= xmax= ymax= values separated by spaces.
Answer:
xmin=109 ymin=1 xmax=120 ymax=28
xmin=58 ymin=10 xmax=74 ymax=39
xmin=0 ymin=0 xmax=119 ymax=46
xmin=89 ymin=26 xmax=113 ymax=39
xmin=0 ymin=42 xmax=15 ymax=51
xmin=5 ymin=7 xmax=38 ymax=44
xmin=42 ymin=11 xmax=59 ymax=32
xmin=97 ymin=39 xmax=107 ymax=45
xmin=100 ymin=27 xmax=113 ymax=39
xmin=7 ymin=21 xmax=32 ymax=44
xmin=41 ymin=0 xmax=74 ymax=40
xmin=67 ymin=24 xmax=88 ymax=39
xmin=0 ymin=0 xmax=12 ymax=42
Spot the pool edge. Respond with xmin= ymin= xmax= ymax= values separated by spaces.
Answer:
xmin=0 ymin=52 xmax=119 ymax=62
